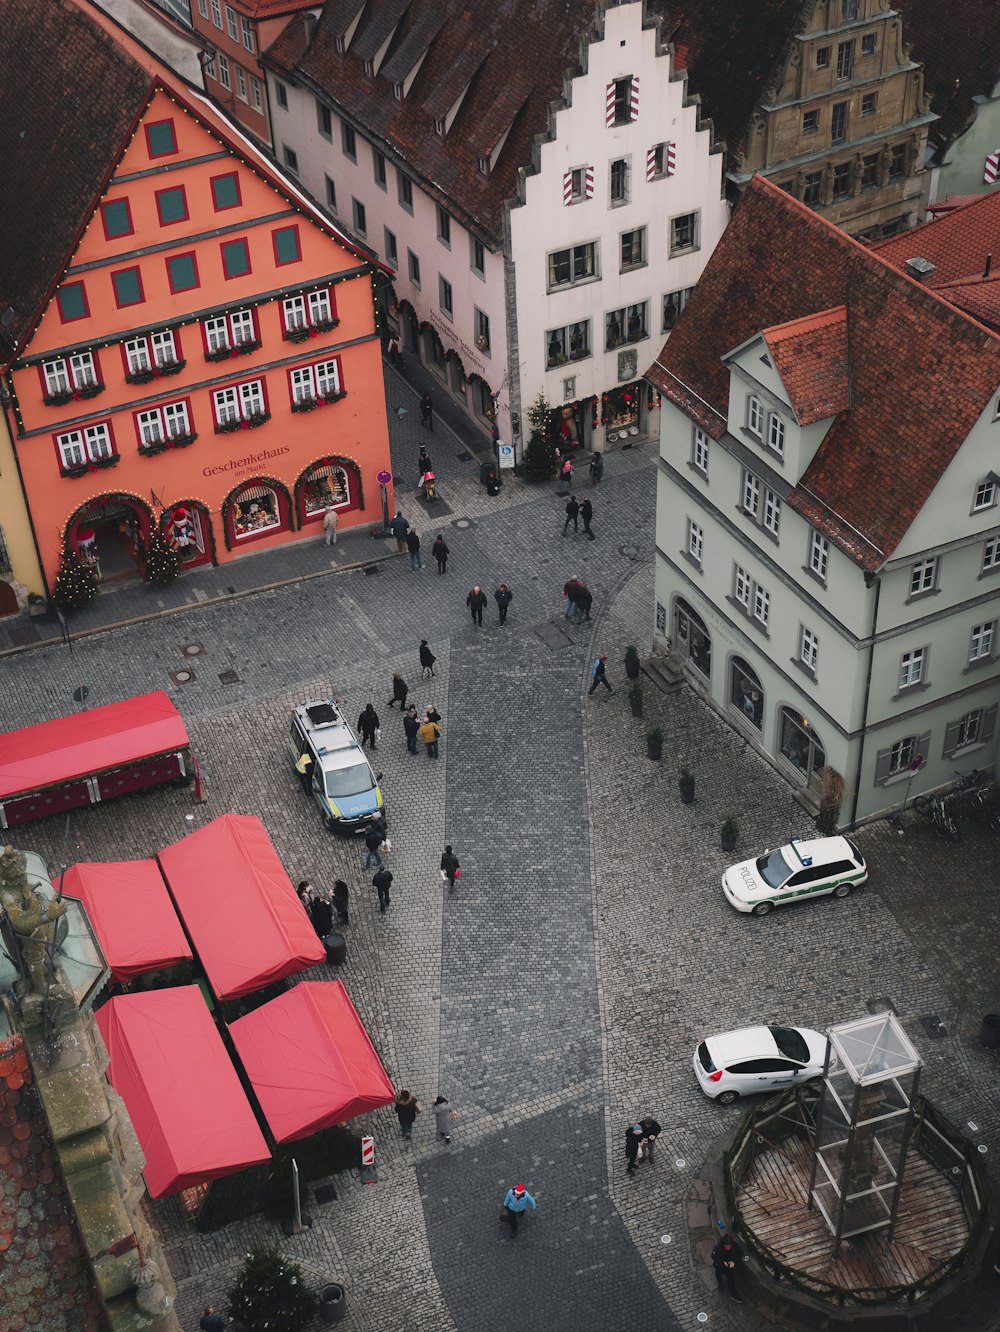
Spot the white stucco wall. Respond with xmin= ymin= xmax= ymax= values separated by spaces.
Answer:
xmin=931 ymin=79 xmax=1000 ymax=200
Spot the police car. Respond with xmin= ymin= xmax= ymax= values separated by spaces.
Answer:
xmin=288 ymin=700 xmax=384 ymax=834
xmin=722 ymin=835 xmax=867 ymax=916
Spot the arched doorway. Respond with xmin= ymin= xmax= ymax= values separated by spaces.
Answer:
xmin=729 ymin=656 xmax=764 ymax=730
xmin=778 ymin=707 xmax=826 ymax=791
xmin=66 ymin=493 xmax=152 ymax=583
xmin=222 ymin=476 xmax=293 ymax=549
xmin=161 ymin=502 xmax=214 ymax=569
xmin=674 ymin=597 xmax=711 ymax=678
xmin=295 ymin=456 xmax=363 ymax=527
xmin=0 ymin=581 xmax=19 ymax=617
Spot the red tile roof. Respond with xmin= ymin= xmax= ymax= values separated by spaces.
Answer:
xmin=760 ymin=307 xmax=851 ymax=426
xmin=234 ymin=0 xmax=319 ymax=16
xmin=0 ymin=1034 xmax=100 ymax=1332
xmin=647 ymin=175 xmax=1000 ymax=572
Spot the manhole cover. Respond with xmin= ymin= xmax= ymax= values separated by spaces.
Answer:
xmin=660 ymin=1234 xmax=671 ymax=1245
xmin=218 ymin=669 xmax=239 ymax=684
xmin=362 ymin=565 xmax=381 ymax=576
xmin=454 ymin=518 xmax=472 ymax=529
xmin=170 ymin=669 xmax=195 ymax=685
xmin=533 ymin=622 xmax=575 ymax=650
xmin=675 ymin=1159 xmax=686 ymax=1170
xmin=181 ymin=642 xmax=204 ymax=657
xmin=72 ymin=686 xmax=89 ymax=704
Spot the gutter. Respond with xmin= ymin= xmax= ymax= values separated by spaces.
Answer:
xmin=849 ymin=571 xmax=881 ymax=827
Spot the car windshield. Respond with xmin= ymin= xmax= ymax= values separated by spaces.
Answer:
xmin=756 ymin=849 xmax=792 ymax=888
xmin=324 ymin=763 xmax=375 ymax=798
xmin=769 ymin=1026 xmax=809 ymax=1063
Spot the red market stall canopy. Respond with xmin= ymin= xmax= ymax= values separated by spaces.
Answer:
xmin=157 ymin=813 xmax=324 ymax=1001
xmin=61 ymin=860 xmax=192 ymax=983
xmin=95 ymin=987 xmax=270 ymax=1197
xmin=0 ymin=691 xmax=189 ymax=799
xmin=229 ymin=981 xmax=395 ymax=1143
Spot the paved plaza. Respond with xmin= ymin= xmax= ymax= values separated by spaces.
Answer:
xmin=4 ymin=361 xmax=1000 ymax=1331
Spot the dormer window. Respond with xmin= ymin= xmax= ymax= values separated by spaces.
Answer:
xmin=363 ymin=58 xmax=374 ymax=78
xmin=335 ymin=35 xmax=345 ymax=53
xmin=747 ymin=396 xmax=764 ymax=437
xmin=393 ymin=83 xmax=403 ymax=101
xmin=434 ymin=118 xmax=445 ymax=137
xmin=477 ymin=156 xmax=490 ymax=177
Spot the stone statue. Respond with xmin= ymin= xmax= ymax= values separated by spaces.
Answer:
xmin=0 ymin=844 xmax=67 ymax=995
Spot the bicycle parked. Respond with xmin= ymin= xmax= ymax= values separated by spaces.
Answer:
xmin=913 ymin=770 xmax=1000 ymax=840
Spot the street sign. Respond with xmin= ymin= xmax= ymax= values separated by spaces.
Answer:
xmin=497 ymin=443 xmax=515 ymax=471
xmin=376 ymin=469 xmax=392 ymax=486
xmin=909 ymin=754 xmax=925 ymax=772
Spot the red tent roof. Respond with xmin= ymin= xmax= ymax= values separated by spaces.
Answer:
xmin=95 ymin=987 xmax=270 ymax=1197
xmin=229 ymin=981 xmax=396 ymax=1142
xmin=157 ymin=814 xmax=325 ymax=1001
xmin=61 ymin=860 xmax=192 ymax=983
xmin=0 ymin=692 xmax=189 ymax=799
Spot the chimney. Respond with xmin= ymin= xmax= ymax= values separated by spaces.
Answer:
xmin=985 ymin=252 xmax=993 ymax=279
xmin=302 ymin=11 xmax=318 ymax=43
xmin=904 ymin=257 xmax=936 ymax=282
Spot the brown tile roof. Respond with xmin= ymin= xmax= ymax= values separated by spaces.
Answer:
xmin=238 ymin=0 xmax=319 ymax=17
xmin=0 ymin=0 xmax=153 ymax=355
xmin=760 ymin=307 xmax=851 ymax=426
xmin=647 ymin=175 xmax=1000 ymax=571
xmin=873 ymin=189 xmax=1000 ymax=330
xmin=0 ymin=1034 xmax=100 ymax=1332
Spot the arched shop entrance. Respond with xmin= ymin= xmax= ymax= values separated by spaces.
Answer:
xmin=222 ymin=477 xmax=293 ymax=549
xmin=674 ymin=597 xmax=712 ymax=679
xmin=66 ymin=493 xmax=152 ymax=583
xmin=295 ymin=456 xmax=363 ymax=528
xmin=778 ymin=707 xmax=826 ymax=793
xmin=161 ymin=501 xmax=214 ymax=569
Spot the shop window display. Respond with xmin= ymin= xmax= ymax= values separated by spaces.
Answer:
xmin=302 ymin=463 xmax=350 ymax=518
xmin=233 ymin=485 xmax=281 ymax=539
xmin=603 ymin=382 xmax=642 ymax=441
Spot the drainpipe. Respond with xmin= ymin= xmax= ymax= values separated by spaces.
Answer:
xmin=849 ymin=570 xmax=881 ymax=827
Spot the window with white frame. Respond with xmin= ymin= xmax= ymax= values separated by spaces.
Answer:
xmin=731 ymin=564 xmax=769 ymax=631
xmin=212 ymin=379 xmax=265 ymax=425
xmin=742 ymin=471 xmax=760 ymax=516
xmin=281 ymin=290 xmax=332 ymax=332
xmin=43 ymin=353 xmax=97 ymax=395
xmin=547 ymin=242 xmax=597 ymax=289
xmin=747 ymin=396 xmax=764 ymax=436
xmin=898 ymin=646 xmax=926 ymax=689
xmin=753 ymin=584 xmax=770 ymax=629
xmin=225 ymin=4 xmax=238 ymax=39
xmin=944 ymin=706 xmax=998 ymax=756
xmin=218 ymin=52 xmax=230 ymax=89
xmin=670 ymin=212 xmax=699 ymax=255
xmin=973 ymin=479 xmax=998 ymax=511
xmin=251 ymin=77 xmax=263 ymax=111
xmin=546 ymin=321 xmax=590 ymax=367
xmin=692 ymin=427 xmax=709 ymax=476
xmin=620 ymin=227 xmax=646 ymax=270
xmin=733 ymin=564 xmax=751 ymax=610
xmin=662 ymin=287 xmax=693 ymax=331
xmin=137 ymin=400 xmax=191 ymax=446
xmin=236 ymin=66 xmax=248 ymax=101
xmin=909 ymin=556 xmax=938 ymax=596
xmin=799 ymin=626 xmax=819 ymax=672
xmin=203 ymin=310 xmax=256 ymax=353
xmin=809 ymin=529 xmax=829 ymax=581
xmin=204 ymin=49 xmax=216 ymax=79
xmin=767 ymin=413 xmax=785 ymax=458
xmin=290 ymin=359 xmax=341 ymax=404
xmin=883 ymin=734 xmax=919 ymax=778
xmin=240 ymin=14 xmax=254 ymax=50
xmin=969 ymin=621 xmax=995 ymax=662
xmin=610 ymin=158 xmax=630 ymax=205
xmin=210 ymin=0 xmax=222 ymax=27
xmin=56 ymin=423 xmax=113 ymax=468
xmin=198 ymin=0 xmax=208 ymax=14
xmin=762 ymin=488 xmax=781 ymax=537
xmin=984 ymin=535 xmax=1000 ymax=572
xmin=606 ymin=303 xmax=647 ymax=347
xmin=687 ymin=519 xmax=704 ymax=565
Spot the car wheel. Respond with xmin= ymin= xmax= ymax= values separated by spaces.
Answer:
xmin=716 ymin=1090 xmax=739 ymax=1106
xmin=832 ymin=882 xmax=852 ymax=899
xmin=752 ymin=900 xmax=773 ymax=916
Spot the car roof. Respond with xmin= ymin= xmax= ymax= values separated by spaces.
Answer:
xmin=319 ymin=746 xmax=369 ymax=773
xmin=782 ymin=835 xmax=858 ymax=867
xmin=707 ymin=1026 xmax=777 ymax=1062
xmin=295 ymin=701 xmax=358 ymax=753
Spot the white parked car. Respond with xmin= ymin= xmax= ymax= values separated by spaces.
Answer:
xmin=693 ymin=1025 xmax=830 ymax=1106
xmin=722 ymin=835 xmax=867 ymax=916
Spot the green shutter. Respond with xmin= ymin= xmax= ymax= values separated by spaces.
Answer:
xmin=274 ymin=227 xmax=300 ymax=264
xmin=222 ymin=240 xmax=251 ymax=277
xmin=212 ymin=174 xmax=240 ymax=209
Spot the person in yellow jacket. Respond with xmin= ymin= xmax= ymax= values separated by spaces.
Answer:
xmin=294 ymin=749 xmax=313 ymax=792
xmin=417 ymin=716 xmax=441 ymax=759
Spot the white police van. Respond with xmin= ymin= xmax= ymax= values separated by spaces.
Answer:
xmin=287 ymin=700 xmax=384 ymax=834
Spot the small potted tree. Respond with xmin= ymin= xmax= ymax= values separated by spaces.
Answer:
xmin=624 ymin=645 xmax=641 ymax=680
xmin=678 ymin=767 xmax=695 ymax=804
xmin=27 ymin=592 xmax=47 ymax=617
xmin=721 ymin=817 xmax=738 ymax=853
xmin=646 ymin=727 xmax=663 ymax=761
xmin=227 ymin=1248 xmax=316 ymax=1332
xmin=627 ymin=682 xmax=643 ymax=718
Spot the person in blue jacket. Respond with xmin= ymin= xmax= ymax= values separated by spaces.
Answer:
xmin=588 ymin=656 xmax=612 ymax=695
xmin=502 ymin=1183 xmax=537 ymax=1237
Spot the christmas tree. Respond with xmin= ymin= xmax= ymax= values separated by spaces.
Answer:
xmin=53 ymin=545 xmax=99 ymax=610
xmin=144 ymin=527 xmax=181 ymax=585
xmin=227 ymin=1249 xmax=316 ymax=1332
xmin=522 ymin=391 xmax=557 ymax=479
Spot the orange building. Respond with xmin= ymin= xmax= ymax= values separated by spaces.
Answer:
xmin=0 ymin=0 xmax=391 ymax=593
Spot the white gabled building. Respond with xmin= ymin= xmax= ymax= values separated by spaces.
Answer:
xmin=647 ymin=174 xmax=1000 ymax=825
xmin=262 ymin=0 xmax=727 ymax=460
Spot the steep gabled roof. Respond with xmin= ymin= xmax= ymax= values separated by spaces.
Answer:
xmin=647 ymin=175 xmax=1000 ymax=572
xmin=760 ymin=307 xmax=851 ymax=426
xmin=0 ymin=0 xmax=153 ymax=354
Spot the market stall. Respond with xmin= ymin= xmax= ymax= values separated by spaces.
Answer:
xmin=228 ymin=981 xmax=395 ymax=1142
xmin=95 ymin=987 xmax=270 ymax=1197
xmin=60 ymin=860 xmax=192 ymax=983
xmin=157 ymin=813 xmax=324 ymax=1001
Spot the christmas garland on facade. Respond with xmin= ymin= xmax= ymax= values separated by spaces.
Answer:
xmin=292 ymin=454 xmax=364 ymax=523
xmin=220 ymin=475 xmax=294 ymax=551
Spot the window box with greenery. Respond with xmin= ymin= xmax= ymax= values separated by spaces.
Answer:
xmin=205 ymin=339 xmax=262 ymax=362
xmin=61 ymin=454 xmax=120 ymax=478
xmin=215 ymin=411 xmax=270 ymax=434
xmin=284 ymin=317 xmax=340 ymax=344
xmin=43 ymin=382 xmax=106 ymax=407
xmin=290 ymin=391 xmax=347 ymax=414
xmin=125 ymin=358 xmax=186 ymax=385
xmin=139 ymin=432 xmax=198 ymax=456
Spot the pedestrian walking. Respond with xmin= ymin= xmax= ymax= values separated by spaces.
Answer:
xmin=387 ymin=333 xmax=401 ymax=367
xmin=418 ymin=715 xmax=441 ymax=758
xmin=322 ymin=506 xmax=339 ymax=546
xmin=332 ymin=879 xmax=349 ymax=926
xmin=200 ymin=1308 xmax=225 ymax=1332
xmin=406 ymin=527 xmax=423 ymax=570
xmin=440 ymin=845 xmax=461 ymax=893
xmin=494 ymin=583 xmax=513 ymax=625
xmin=589 ymin=452 xmax=604 ymax=486
xmin=711 ymin=1233 xmax=744 ymax=1302
xmin=432 ymin=534 xmax=450 ymax=574
xmin=625 ymin=1123 xmax=643 ymax=1177
xmin=357 ymin=703 xmax=380 ymax=750
xmin=394 ymin=1088 xmax=420 ymax=1137
xmin=432 ymin=1095 xmax=455 ymax=1144
xmin=372 ymin=866 xmax=393 ymax=913
xmin=575 ymin=583 xmax=593 ymax=623
xmin=388 ymin=672 xmax=409 ymax=709
xmin=294 ymin=749 xmax=314 ymax=793
xmin=467 ymin=585 xmax=487 ymax=626
xmin=588 ymin=656 xmax=612 ymax=694
xmin=363 ymin=823 xmax=383 ymax=869
xmin=581 ymin=497 xmax=595 ymax=540
xmin=563 ymin=496 xmax=580 ymax=534
xmin=403 ymin=705 xmax=420 ymax=754
xmin=420 ymin=391 xmax=434 ymax=430
xmin=637 ymin=1116 xmax=662 ymax=1164
xmin=502 ymin=1184 xmax=537 ymax=1238
xmin=389 ymin=511 xmax=410 ymax=554
xmin=557 ymin=457 xmax=573 ymax=492
xmin=563 ymin=575 xmax=582 ymax=619
xmin=419 ymin=640 xmax=437 ymax=678
xmin=418 ymin=445 xmax=432 ymax=478
xmin=309 ymin=892 xmax=333 ymax=940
